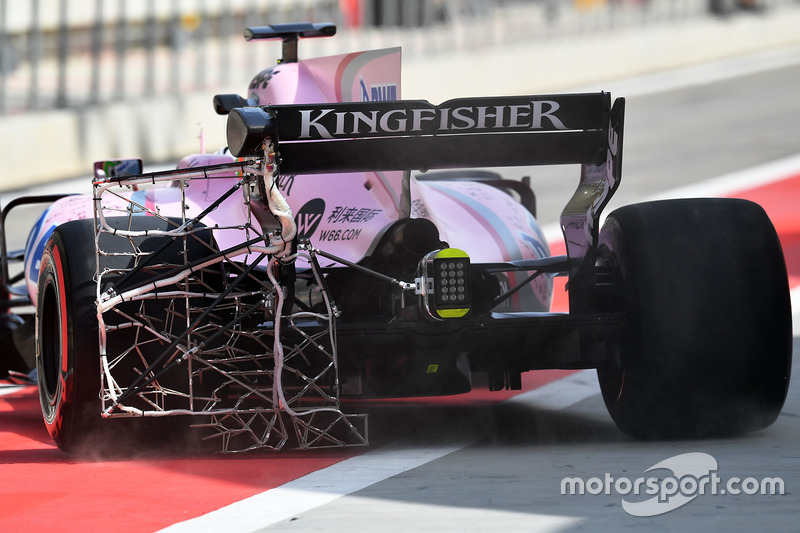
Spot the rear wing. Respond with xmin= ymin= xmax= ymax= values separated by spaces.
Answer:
xmin=227 ymin=93 xmax=617 ymax=172
xmin=227 ymin=92 xmax=625 ymax=295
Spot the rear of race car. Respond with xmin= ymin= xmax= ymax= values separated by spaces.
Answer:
xmin=3 ymin=23 xmax=789 ymax=454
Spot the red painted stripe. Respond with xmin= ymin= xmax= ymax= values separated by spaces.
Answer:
xmin=0 ymin=370 xmax=577 ymax=533
xmin=334 ymin=52 xmax=361 ymax=103
xmin=0 ymin=389 xmax=356 ymax=532
xmin=729 ymin=172 xmax=800 ymax=287
xmin=548 ymin=172 xmax=800 ymax=313
xmin=549 ymin=240 xmax=569 ymax=313
xmin=52 ymin=246 xmax=70 ymax=375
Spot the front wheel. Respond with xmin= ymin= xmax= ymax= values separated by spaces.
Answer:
xmin=597 ymin=198 xmax=792 ymax=439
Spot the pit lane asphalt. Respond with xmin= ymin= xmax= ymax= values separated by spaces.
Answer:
xmin=244 ymin=347 xmax=800 ymax=532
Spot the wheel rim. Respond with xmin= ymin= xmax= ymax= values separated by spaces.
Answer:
xmin=39 ymin=278 xmax=61 ymax=401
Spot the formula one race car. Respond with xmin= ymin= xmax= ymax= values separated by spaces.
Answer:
xmin=0 ymin=23 xmax=792 ymax=453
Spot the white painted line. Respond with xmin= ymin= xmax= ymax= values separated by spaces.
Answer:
xmin=573 ymin=44 xmax=800 ymax=98
xmin=509 ymin=369 xmax=600 ymax=411
xmin=158 ymin=443 xmax=468 ymax=533
xmin=542 ymin=152 xmax=800 ymax=243
xmin=158 ymin=370 xmax=601 ymax=533
xmin=0 ymin=384 xmax=26 ymax=397
xmin=643 ymin=152 xmax=800 ymax=201
xmin=321 ymin=494 xmax=586 ymax=532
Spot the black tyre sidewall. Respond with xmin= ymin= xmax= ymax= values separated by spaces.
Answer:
xmin=597 ymin=198 xmax=792 ymax=438
xmin=36 ymin=216 xmax=221 ymax=453
xmin=36 ymin=220 xmax=101 ymax=451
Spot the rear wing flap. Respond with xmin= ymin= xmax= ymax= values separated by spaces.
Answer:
xmin=227 ymin=93 xmax=616 ymax=173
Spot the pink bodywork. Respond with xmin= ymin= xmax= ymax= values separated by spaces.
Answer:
xmin=24 ymin=47 xmax=552 ymax=310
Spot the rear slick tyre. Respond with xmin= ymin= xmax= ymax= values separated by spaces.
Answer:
xmin=36 ymin=220 xmax=101 ymax=453
xmin=36 ymin=217 xmax=217 ymax=453
xmin=596 ymin=198 xmax=792 ymax=439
